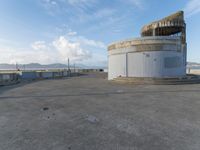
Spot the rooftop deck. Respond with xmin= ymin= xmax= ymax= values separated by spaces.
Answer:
xmin=0 ymin=72 xmax=200 ymax=150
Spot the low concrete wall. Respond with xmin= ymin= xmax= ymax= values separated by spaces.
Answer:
xmin=79 ymin=69 xmax=104 ymax=73
xmin=63 ymin=71 xmax=68 ymax=77
xmin=53 ymin=71 xmax=63 ymax=78
xmin=0 ymin=70 xmax=80 ymax=86
xmin=0 ymin=73 xmax=19 ymax=86
xmin=41 ymin=72 xmax=54 ymax=78
xmin=36 ymin=71 xmax=53 ymax=79
xmin=21 ymin=71 xmax=37 ymax=79
xmin=20 ymin=70 xmax=71 ymax=80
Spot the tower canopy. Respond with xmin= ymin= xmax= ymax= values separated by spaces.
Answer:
xmin=141 ymin=11 xmax=186 ymax=43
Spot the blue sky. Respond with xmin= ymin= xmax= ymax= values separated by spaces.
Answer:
xmin=0 ymin=0 xmax=200 ymax=66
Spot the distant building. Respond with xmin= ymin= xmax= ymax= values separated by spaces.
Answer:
xmin=108 ymin=11 xmax=187 ymax=80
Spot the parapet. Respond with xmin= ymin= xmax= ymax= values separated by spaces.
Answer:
xmin=141 ymin=11 xmax=186 ymax=44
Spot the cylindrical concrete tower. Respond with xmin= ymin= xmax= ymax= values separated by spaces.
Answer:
xmin=108 ymin=11 xmax=187 ymax=80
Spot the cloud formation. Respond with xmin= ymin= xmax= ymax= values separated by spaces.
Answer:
xmin=0 ymin=0 xmax=148 ymax=66
xmin=126 ymin=0 xmax=145 ymax=9
xmin=39 ymin=0 xmax=145 ymax=32
xmin=0 ymin=33 xmax=106 ymax=65
xmin=184 ymin=0 xmax=200 ymax=17
xmin=0 ymin=47 xmax=57 ymax=64
xmin=53 ymin=36 xmax=91 ymax=61
xmin=69 ymin=35 xmax=106 ymax=49
xmin=31 ymin=41 xmax=47 ymax=50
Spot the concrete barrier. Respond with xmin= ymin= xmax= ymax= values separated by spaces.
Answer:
xmin=35 ymin=71 xmax=53 ymax=79
xmin=41 ymin=72 xmax=53 ymax=79
xmin=0 ymin=69 xmax=81 ymax=86
xmin=21 ymin=71 xmax=37 ymax=80
xmin=0 ymin=73 xmax=19 ymax=86
xmin=53 ymin=71 xmax=63 ymax=78
xmin=63 ymin=71 xmax=68 ymax=77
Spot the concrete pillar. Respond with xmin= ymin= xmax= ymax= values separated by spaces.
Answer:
xmin=126 ymin=53 xmax=128 ymax=77
xmin=153 ymin=29 xmax=156 ymax=36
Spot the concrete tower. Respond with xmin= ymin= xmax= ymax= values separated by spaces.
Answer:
xmin=108 ymin=11 xmax=187 ymax=80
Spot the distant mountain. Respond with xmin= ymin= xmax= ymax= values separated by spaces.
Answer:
xmin=187 ymin=62 xmax=200 ymax=65
xmin=24 ymin=63 xmax=68 ymax=69
xmin=0 ymin=63 xmax=107 ymax=70
xmin=1 ymin=62 xmax=199 ymax=70
xmin=0 ymin=63 xmax=16 ymax=70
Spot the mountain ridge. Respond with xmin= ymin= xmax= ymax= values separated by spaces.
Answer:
xmin=0 ymin=63 xmax=107 ymax=70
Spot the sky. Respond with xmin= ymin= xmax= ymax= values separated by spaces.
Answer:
xmin=0 ymin=0 xmax=200 ymax=66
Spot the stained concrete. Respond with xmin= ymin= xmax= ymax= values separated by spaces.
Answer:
xmin=0 ymin=73 xmax=200 ymax=150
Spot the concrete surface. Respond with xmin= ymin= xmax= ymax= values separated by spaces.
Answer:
xmin=0 ymin=73 xmax=200 ymax=150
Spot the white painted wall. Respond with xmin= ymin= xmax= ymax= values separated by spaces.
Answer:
xmin=108 ymin=37 xmax=186 ymax=80
xmin=108 ymin=54 xmax=126 ymax=80
xmin=127 ymin=51 xmax=185 ymax=78
xmin=127 ymin=52 xmax=162 ymax=77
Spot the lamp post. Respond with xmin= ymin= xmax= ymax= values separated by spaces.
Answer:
xmin=67 ymin=58 xmax=71 ymax=76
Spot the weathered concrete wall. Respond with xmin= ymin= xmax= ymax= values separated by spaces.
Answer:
xmin=108 ymin=54 xmax=126 ymax=80
xmin=141 ymin=11 xmax=186 ymax=44
xmin=108 ymin=11 xmax=187 ymax=80
xmin=108 ymin=37 xmax=186 ymax=80
xmin=108 ymin=36 xmax=181 ymax=51
xmin=0 ymin=73 xmax=19 ymax=85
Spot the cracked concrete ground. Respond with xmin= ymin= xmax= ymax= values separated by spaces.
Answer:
xmin=0 ymin=73 xmax=200 ymax=150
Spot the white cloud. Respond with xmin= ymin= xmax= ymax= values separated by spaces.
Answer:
xmin=0 ymin=31 xmax=106 ymax=65
xmin=79 ymin=37 xmax=106 ymax=49
xmin=67 ymin=0 xmax=95 ymax=5
xmin=67 ymin=31 xmax=77 ymax=36
xmin=125 ymin=0 xmax=145 ymax=9
xmin=67 ymin=35 xmax=106 ymax=49
xmin=43 ymin=0 xmax=57 ymax=5
xmin=93 ymin=8 xmax=116 ymax=19
xmin=53 ymin=36 xmax=107 ymax=66
xmin=31 ymin=41 xmax=47 ymax=50
xmin=40 ymin=0 xmax=96 ymax=15
xmin=66 ymin=0 xmax=97 ymax=12
xmin=39 ymin=0 xmax=144 ymax=35
xmin=184 ymin=0 xmax=200 ymax=17
xmin=53 ymin=36 xmax=91 ymax=61
xmin=56 ymin=29 xmax=107 ymax=49
xmin=0 ymin=38 xmax=20 ymax=47
xmin=39 ymin=0 xmax=61 ymax=16
xmin=0 ymin=47 xmax=58 ymax=64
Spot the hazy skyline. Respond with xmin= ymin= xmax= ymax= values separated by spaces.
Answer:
xmin=0 ymin=0 xmax=200 ymax=66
